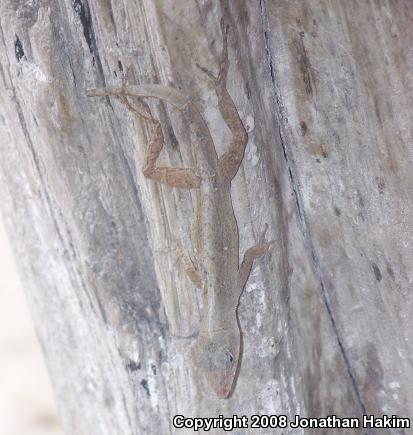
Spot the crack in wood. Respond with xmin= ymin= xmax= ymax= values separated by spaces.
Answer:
xmin=259 ymin=0 xmax=369 ymax=422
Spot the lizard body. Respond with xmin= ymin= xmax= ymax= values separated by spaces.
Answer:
xmin=87 ymin=21 xmax=271 ymax=398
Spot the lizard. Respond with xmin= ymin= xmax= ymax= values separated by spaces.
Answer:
xmin=87 ymin=19 xmax=272 ymax=398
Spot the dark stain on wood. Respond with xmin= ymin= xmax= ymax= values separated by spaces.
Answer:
xmin=126 ymin=360 xmax=141 ymax=372
xmin=14 ymin=35 xmax=25 ymax=62
xmin=140 ymin=379 xmax=150 ymax=397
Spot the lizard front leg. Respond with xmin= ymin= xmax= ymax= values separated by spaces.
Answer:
xmin=114 ymin=95 xmax=201 ymax=189
xmin=237 ymin=224 xmax=273 ymax=292
xmin=177 ymin=246 xmax=203 ymax=288
xmin=197 ymin=19 xmax=248 ymax=181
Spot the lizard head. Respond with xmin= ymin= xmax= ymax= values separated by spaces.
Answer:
xmin=194 ymin=328 xmax=240 ymax=399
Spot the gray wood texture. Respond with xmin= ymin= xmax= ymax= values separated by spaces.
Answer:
xmin=0 ymin=0 xmax=412 ymax=433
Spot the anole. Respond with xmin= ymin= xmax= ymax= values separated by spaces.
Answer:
xmin=87 ymin=20 xmax=272 ymax=398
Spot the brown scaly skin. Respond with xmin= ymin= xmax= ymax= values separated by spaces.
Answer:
xmin=87 ymin=19 xmax=272 ymax=398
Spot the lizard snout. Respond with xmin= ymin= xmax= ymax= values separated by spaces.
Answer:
xmin=194 ymin=328 xmax=240 ymax=399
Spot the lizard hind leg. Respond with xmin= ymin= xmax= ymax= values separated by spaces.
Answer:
xmin=114 ymin=94 xmax=201 ymax=189
xmin=115 ymin=68 xmax=155 ymax=122
xmin=237 ymin=224 xmax=273 ymax=291
xmin=196 ymin=18 xmax=248 ymax=181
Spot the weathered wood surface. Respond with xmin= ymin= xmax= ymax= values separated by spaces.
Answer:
xmin=0 ymin=0 xmax=412 ymax=433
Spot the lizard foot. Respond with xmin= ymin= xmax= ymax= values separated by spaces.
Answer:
xmin=196 ymin=18 xmax=229 ymax=91
xmin=246 ymin=224 xmax=274 ymax=259
xmin=106 ymin=66 xmax=155 ymax=122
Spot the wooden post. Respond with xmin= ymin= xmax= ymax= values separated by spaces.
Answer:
xmin=1 ymin=1 xmax=411 ymax=432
